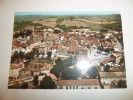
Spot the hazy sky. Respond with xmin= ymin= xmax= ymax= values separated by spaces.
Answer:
xmin=15 ymin=11 xmax=120 ymax=15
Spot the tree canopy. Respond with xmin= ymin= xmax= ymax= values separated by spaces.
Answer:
xmin=33 ymin=75 xmax=39 ymax=88
xmin=117 ymin=80 xmax=127 ymax=88
xmin=39 ymin=75 xmax=56 ymax=89
xmin=50 ymin=57 xmax=81 ymax=79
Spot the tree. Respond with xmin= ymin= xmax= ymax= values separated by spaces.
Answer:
xmin=47 ymin=51 xmax=52 ymax=58
xmin=56 ymin=18 xmax=64 ymax=24
xmin=55 ymin=58 xmax=62 ymax=65
xmin=87 ymin=66 xmax=100 ymax=78
xmin=104 ymin=64 xmax=110 ymax=72
xmin=24 ymin=50 xmax=34 ymax=59
xmin=33 ymin=75 xmax=39 ymax=88
xmin=50 ymin=64 xmax=62 ymax=78
xmin=11 ymin=51 xmax=24 ymax=63
xmin=69 ymin=16 xmax=75 ymax=21
xmin=21 ymin=82 xmax=28 ymax=89
xmin=61 ymin=68 xmax=81 ymax=80
xmin=117 ymin=80 xmax=127 ymax=88
xmin=39 ymin=75 xmax=56 ymax=89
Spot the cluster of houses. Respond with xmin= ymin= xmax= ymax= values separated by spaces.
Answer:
xmin=9 ymin=26 xmax=126 ymax=89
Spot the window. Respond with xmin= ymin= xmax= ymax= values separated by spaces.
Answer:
xmin=59 ymin=86 xmax=63 ymax=89
xmin=66 ymin=86 xmax=68 ymax=89
xmin=76 ymin=86 xmax=78 ymax=89
xmin=70 ymin=86 xmax=71 ymax=89
xmin=81 ymin=87 xmax=84 ymax=89
xmin=88 ymin=87 xmax=90 ymax=89
xmin=95 ymin=87 xmax=97 ymax=89
xmin=73 ymin=86 xmax=75 ymax=89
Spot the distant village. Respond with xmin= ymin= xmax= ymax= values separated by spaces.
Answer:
xmin=8 ymin=23 xmax=126 ymax=89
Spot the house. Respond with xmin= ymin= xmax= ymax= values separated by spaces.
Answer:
xmin=44 ymin=36 xmax=57 ymax=45
xmin=9 ymin=63 xmax=23 ymax=80
xmin=110 ymin=53 xmax=122 ymax=65
xmin=57 ymin=45 xmax=68 ymax=56
xmin=100 ymin=72 xmax=126 ymax=85
xmin=39 ymin=64 xmax=53 ymax=74
xmin=100 ymin=58 xmax=114 ymax=66
xmin=78 ymin=47 xmax=89 ymax=57
xmin=57 ymin=79 xmax=101 ymax=89
xmin=102 ymin=41 xmax=114 ymax=49
xmin=68 ymin=46 xmax=79 ymax=55
xmin=100 ymin=58 xmax=114 ymax=71
xmin=32 ymin=69 xmax=40 ymax=76
xmin=19 ymin=67 xmax=32 ymax=79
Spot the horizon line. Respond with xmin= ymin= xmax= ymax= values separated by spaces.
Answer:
xmin=15 ymin=11 xmax=120 ymax=16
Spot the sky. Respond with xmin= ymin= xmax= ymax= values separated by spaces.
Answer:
xmin=15 ymin=11 xmax=120 ymax=16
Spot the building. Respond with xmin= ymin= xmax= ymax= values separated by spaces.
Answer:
xmin=100 ymin=72 xmax=126 ymax=85
xmin=9 ymin=63 xmax=23 ymax=79
xmin=111 ymin=53 xmax=122 ymax=64
xmin=32 ymin=69 xmax=40 ymax=76
xmin=19 ymin=67 xmax=32 ymax=79
xmin=100 ymin=58 xmax=114 ymax=71
xmin=57 ymin=79 xmax=101 ymax=89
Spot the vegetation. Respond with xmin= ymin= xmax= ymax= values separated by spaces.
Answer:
xmin=97 ymin=46 xmax=114 ymax=53
xmin=102 ymin=17 xmax=122 ymax=31
xmin=14 ymin=21 xmax=32 ymax=31
xmin=56 ymin=18 xmax=64 ymax=24
xmin=47 ymin=51 xmax=52 ymax=58
xmin=104 ymin=64 xmax=110 ymax=72
xmin=13 ymin=29 xmax=32 ymax=38
xmin=90 ymin=27 xmax=107 ymax=32
xmin=50 ymin=57 xmax=81 ymax=79
xmin=24 ymin=50 xmax=34 ymax=60
xmin=39 ymin=75 xmax=56 ymax=89
xmin=61 ymin=68 xmax=81 ymax=80
xmin=21 ymin=82 xmax=28 ymax=89
xmin=117 ymin=80 xmax=127 ymax=88
xmin=87 ymin=66 xmax=100 ymax=78
xmin=11 ymin=51 xmax=24 ymax=63
xmin=33 ymin=75 xmax=39 ymax=88
xmin=56 ymin=24 xmax=78 ymax=32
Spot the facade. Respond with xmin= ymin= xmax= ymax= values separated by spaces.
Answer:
xmin=57 ymin=79 xmax=101 ymax=89
xmin=100 ymin=72 xmax=126 ymax=85
xmin=9 ymin=63 xmax=22 ymax=79
xmin=111 ymin=53 xmax=122 ymax=64
xmin=19 ymin=67 xmax=32 ymax=79
xmin=32 ymin=69 xmax=40 ymax=76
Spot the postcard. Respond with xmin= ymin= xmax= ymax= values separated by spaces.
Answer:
xmin=8 ymin=12 xmax=126 ymax=89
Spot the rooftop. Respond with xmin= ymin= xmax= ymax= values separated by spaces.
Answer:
xmin=57 ymin=79 xmax=100 ymax=86
xmin=100 ymin=72 xmax=126 ymax=78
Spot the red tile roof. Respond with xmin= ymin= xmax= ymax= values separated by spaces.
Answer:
xmin=68 ymin=46 xmax=79 ymax=52
xmin=57 ymin=80 xmax=78 ymax=86
xmin=45 ymin=36 xmax=56 ymax=40
xmin=78 ymin=79 xmax=99 ymax=85
xmin=57 ymin=79 xmax=100 ymax=86
xmin=10 ymin=63 xmax=21 ymax=69
xmin=50 ymin=45 xmax=58 ymax=50
xmin=112 ymin=53 xmax=122 ymax=57
xmin=102 ymin=41 xmax=113 ymax=47
xmin=100 ymin=58 xmax=114 ymax=65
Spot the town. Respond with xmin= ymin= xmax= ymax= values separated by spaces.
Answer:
xmin=8 ymin=13 xmax=126 ymax=89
